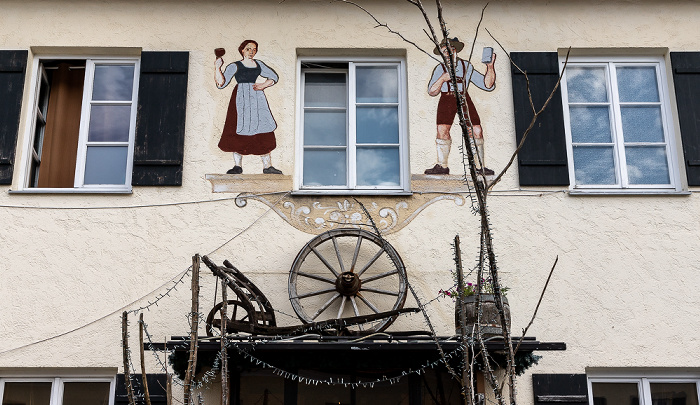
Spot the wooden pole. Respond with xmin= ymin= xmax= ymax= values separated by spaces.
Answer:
xmin=184 ymin=255 xmax=201 ymax=405
xmin=455 ymin=236 xmax=473 ymax=405
xmin=221 ymin=277 xmax=229 ymax=405
xmin=139 ymin=313 xmax=152 ymax=405
xmin=165 ymin=336 xmax=172 ymax=405
xmin=122 ymin=312 xmax=136 ymax=405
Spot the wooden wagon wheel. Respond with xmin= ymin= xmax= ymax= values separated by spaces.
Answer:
xmin=205 ymin=299 xmax=251 ymax=337
xmin=289 ymin=229 xmax=408 ymax=333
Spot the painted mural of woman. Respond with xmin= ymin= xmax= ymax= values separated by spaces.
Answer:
xmin=215 ymin=40 xmax=283 ymax=174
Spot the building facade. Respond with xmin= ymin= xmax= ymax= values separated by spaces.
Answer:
xmin=1 ymin=1 xmax=699 ymax=404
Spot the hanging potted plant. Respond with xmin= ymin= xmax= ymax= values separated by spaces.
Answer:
xmin=441 ymin=277 xmax=511 ymax=339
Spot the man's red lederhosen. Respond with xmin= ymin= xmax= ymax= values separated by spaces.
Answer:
xmin=436 ymin=60 xmax=481 ymax=126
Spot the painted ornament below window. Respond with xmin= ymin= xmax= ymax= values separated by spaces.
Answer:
xmin=425 ymin=37 xmax=497 ymax=176
xmin=215 ymin=40 xmax=283 ymax=175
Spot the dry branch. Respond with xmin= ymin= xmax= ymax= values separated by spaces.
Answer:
xmin=121 ymin=312 xmax=136 ymax=405
xmin=184 ymin=255 xmax=201 ymax=405
xmin=139 ymin=313 xmax=152 ymax=405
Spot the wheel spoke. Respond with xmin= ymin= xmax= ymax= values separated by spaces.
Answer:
xmin=349 ymin=296 xmax=363 ymax=331
xmin=311 ymin=246 xmax=340 ymax=277
xmin=350 ymin=235 xmax=363 ymax=272
xmin=337 ymin=296 xmax=347 ymax=319
xmin=331 ymin=236 xmax=347 ymax=274
xmin=311 ymin=293 xmax=341 ymax=320
xmin=296 ymin=271 xmax=336 ymax=284
xmin=360 ymin=287 xmax=399 ymax=296
xmin=294 ymin=287 xmax=337 ymax=300
xmin=356 ymin=292 xmax=380 ymax=314
xmin=360 ymin=269 xmax=399 ymax=284
xmin=356 ymin=247 xmax=385 ymax=277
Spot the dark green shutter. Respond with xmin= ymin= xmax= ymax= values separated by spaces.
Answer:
xmin=132 ymin=51 xmax=189 ymax=186
xmin=510 ymin=52 xmax=569 ymax=186
xmin=533 ymin=374 xmax=588 ymax=405
xmin=671 ymin=52 xmax=700 ymax=186
xmin=0 ymin=50 xmax=28 ymax=185
xmin=115 ymin=374 xmax=167 ymax=405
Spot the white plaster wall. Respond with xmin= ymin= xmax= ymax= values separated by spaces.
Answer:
xmin=0 ymin=1 xmax=699 ymax=404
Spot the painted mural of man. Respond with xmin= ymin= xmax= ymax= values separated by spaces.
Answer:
xmin=425 ymin=37 xmax=496 ymax=176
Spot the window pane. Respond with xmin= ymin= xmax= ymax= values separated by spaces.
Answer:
xmin=239 ymin=370 xmax=284 ymax=405
xmin=304 ymin=73 xmax=346 ymax=108
xmin=569 ymin=106 xmax=612 ymax=143
xmin=591 ymin=382 xmax=640 ymax=405
xmin=2 ymin=382 xmax=52 ymax=405
xmin=620 ymin=106 xmax=664 ymax=143
xmin=616 ymin=66 xmax=659 ymax=102
xmin=304 ymin=110 xmax=346 ymax=146
xmin=84 ymin=146 xmax=128 ymax=185
xmin=88 ymin=105 xmax=132 ymax=142
xmin=625 ymin=146 xmax=670 ymax=185
xmin=92 ymin=65 xmax=134 ymax=101
xmin=356 ymin=66 xmax=399 ymax=103
xmin=573 ymin=146 xmax=616 ymax=185
xmin=356 ymin=106 xmax=399 ymax=144
xmin=567 ymin=67 xmax=608 ymax=103
xmin=303 ymin=149 xmax=346 ymax=186
xmin=62 ymin=382 xmax=111 ymax=405
xmin=357 ymin=147 xmax=400 ymax=186
xmin=650 ymin=383 xmax=699 ymax=405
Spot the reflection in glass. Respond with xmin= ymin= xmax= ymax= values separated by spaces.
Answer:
xmin=303 ymin=149 xmax=347 ymax=186
xmin=591 ymin=382 xmax=640 ymax=405
xmin=304 ymin=73 xmax=347 ymax=108
xmin=620 ymin=106 xmax=664 ymax=143
xmin=92 ymin=65 xmax=134 ymax=101
xmin=650 ymin=383 xmax=699 ymax=405
xmin=88 ymin=105 xmax=132 ymax=142
xmin=356 ymin=106 xmax=399 ymax=144
xmin=573 ymin=146 xmax=616 ymax=185
xmin=567 ymin=67 xmax=608 ymax=103
xmin=626 ymin=146 xmax=670 ymax=184
xmin=304 ymin=111 xmax=347 ymax=146
xmin=357 ymin=147 xmax=400 ymax=186
xmin=356 ymin=66 xmax=398 ymax=103
xmin=2 ymin=382 xmax=52 ymax=405
xmin=616 ymin=66 xmax=659 ymax=102
xmin=63 ymin=382 xmax=111 ymax=405
xmin=84 ymin=146 xmax=128 ymax=185
xmin=569 ymin=106 xmax=612 ymax=143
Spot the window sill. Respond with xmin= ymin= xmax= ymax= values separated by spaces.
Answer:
xmin=9 ymin=188 xmax=133 ymax=194
xmin=568 ymin=188 xmax=691 ymax=196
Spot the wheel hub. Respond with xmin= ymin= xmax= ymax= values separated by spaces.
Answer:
xmin=335 ymin=271 xmax=361 ymax=296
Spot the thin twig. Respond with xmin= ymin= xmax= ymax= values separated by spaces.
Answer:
xmin=514 ymin=256 xmax=558 ymax=354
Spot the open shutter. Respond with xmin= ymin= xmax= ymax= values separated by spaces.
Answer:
xmin=0 ymin=50 xmax=28 ymax=185
xmin=115 ymin=374 xmax=168 ymax=405
xmin=670 ymin=52 xmax=700 ymax=186
xmin=533 ymin=374 xmax=588 ymax=405
xmin=510 ymin=52 xmax=569 ymax=186
xmin=132 ymin=51 xmax=189 ymax=186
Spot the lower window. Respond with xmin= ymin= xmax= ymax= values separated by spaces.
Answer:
xmin=589 ymin=378 xmax=699 ymax=405
xmin=25 ymin=56 xmax=139 ymax=191
xmin=0 ymin=377 xmax=114 ymax=405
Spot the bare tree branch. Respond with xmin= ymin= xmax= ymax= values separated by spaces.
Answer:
xmin=514 ymin=256 xmax=558 ymax=354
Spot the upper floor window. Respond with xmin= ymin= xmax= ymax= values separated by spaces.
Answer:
xmin=23 ymin=56 xmax=139 ymax=192
xmin=296 ymin=58 xmax=409 ymax=193
xmin=0 ymin=377 xmax=114 ymax=405
xmin=589 ymin=377 xmax=699 ymax=405
xmin=561 ymin=56 xmax=681 ymax=192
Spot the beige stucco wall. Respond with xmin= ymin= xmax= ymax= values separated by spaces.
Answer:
xmin=1 ymin=0 xmax=699 ymax=403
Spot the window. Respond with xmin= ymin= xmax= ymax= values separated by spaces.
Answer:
xmin=296 ymin=58 xmax=409 ymax=193
xmin=0 ymin=377 xmax=114 ymax=405
xmin=589 ymin=377 xmax=700 ymax=405
xmin=22 ymin=57 xmax=139 ymax=192
xmin=560 ymin=57 xmax=681 ymax=192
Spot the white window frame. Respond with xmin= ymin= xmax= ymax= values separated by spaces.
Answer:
xmin=0 ymin=376 xmax=116 ymax=405
xmin=588 ymin=376 xmax=700 ymax=405
xmin=16 ymin=55 xmax=140 ymax=194
xmin=559 ymin=55 xmax=683 ymax=194
xmin=294 ymin=56 xmax=410 ymax=195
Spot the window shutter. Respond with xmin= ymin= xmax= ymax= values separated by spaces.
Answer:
xmin=132 ymin=51 xmax=189 ymax=186
xmin=510 ymin=52 xmax=569 ymax=186
xmin=0 ymin=50 xmax=28 ymax=185
xmin=532 ymin=374 xmax=588 ymax=405
xmin=670 ymin=52 xmax=700 ymax=186
xmin=115 ymin=374 xmax=168 ymax=405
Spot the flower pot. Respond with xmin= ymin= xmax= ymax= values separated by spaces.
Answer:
xmin=455 ymin=294 xmax=511 ymax=338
